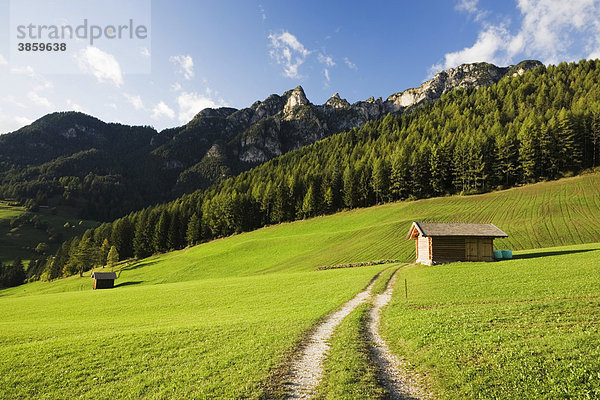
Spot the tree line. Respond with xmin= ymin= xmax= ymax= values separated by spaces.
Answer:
xmin=30 ymin=59 xmax=600 ymax=281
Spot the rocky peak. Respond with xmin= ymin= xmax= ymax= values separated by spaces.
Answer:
xmin=284 ymin=85 xmax=309 ymax=114
xmin=325 ymin=93 xmax=351 ymax=109
xmin=508 ymin=60 xmax=544 ymax=77
xmin=384 ymin=60 xmax=542 ymax=112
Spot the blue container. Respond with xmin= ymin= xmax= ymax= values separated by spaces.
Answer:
xmin=493 ymin=250 xmax=503 ymax=260
xmin=501 ymin=250 xmax=513 ymax=259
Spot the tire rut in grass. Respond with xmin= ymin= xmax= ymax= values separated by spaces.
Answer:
xmin=367 ymin=269 xmax=432 ymax=400
xmin=283 ymin=272 xmax=383 ymax=399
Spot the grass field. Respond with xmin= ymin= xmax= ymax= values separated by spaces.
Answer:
xmin=0 ymin=201 xmax=96 ymax=265
xmin=1 ymin=173 xmax=600 ymax=398
xmin=382 ymin=243 xmax=600 ymax=399
xmin=6 ymin=171 xmax=600 ymax=297
xmin=0 ymin=266 xmax=386 ymax=399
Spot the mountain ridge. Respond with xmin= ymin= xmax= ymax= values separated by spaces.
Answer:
xmin=0 ymin=60 xmax=543 ymax=220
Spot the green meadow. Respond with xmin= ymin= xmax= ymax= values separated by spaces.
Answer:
xmin=0 ymin=266 xmax=384 ymax=399
xmin=383 ymin=243 xmax=600 ymax=399
xmin=0 ymin=201 xmax=96 ymax=265
xmin=1 ymin=173 xmax=600 ymax=398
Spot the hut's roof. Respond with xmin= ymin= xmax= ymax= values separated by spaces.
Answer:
xmin=407 ymin=222 xmax=508 ymax=239
xmin=91 ymin=272 xmax=117 ymax=280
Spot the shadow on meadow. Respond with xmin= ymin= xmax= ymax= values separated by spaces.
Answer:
xmin=512 ymin=248 xmax=598 ymax=260
xmin=114 ymin=281 xmax=143 ymax=288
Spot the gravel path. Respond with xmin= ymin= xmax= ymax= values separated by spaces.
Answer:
xmin=367 ymin=270 xmax=432 ymax=400
xmin=283 ymin=276 xmax=379 ymax=399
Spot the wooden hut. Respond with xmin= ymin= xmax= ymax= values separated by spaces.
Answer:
xmin=91 ymin=272 xmax=117 ymax=289
xmin=407 ymin=222 xmax=508 ymax=265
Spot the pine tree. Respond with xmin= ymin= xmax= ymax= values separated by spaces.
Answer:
xmin=371 ymin=158 xmax=390 ymax=203
xmin=99 ymin=238 xmax=110 ymax=266
xmin=167 ymin=210 xmax=181 ymax=250
xmin=154 ymin=211 xmax=169 ymax=253
xmin=539 ymin=121 xmax=559 ymax=179
xmin=186 ymin=212 xmax=201 ymax=246
xmin=592 ymin=112 xmax=600 ymax=167
xmin=518 ymin=117 xmax=541 ymax=182
xmin=134 ymin=211 xmax=153 ymax=258
xmin=429 ymin=144 xmax=450 ymax=196
xmin=391 ymin=149 xmax=410 ymax=200
xmin=342 ymin=166 xmax=358 ymax=208
xmin=107 ymin=246 xmax=119 ymax=267
xmin=111 ymin=219 xmax=134 ymax=259
xmin=272 ymin=183 xmax=291 ymax=223
xmin=301 ymin=182 xmax=321 ymax=218
xmin=556 ymin=108 xmax=582 ymax=172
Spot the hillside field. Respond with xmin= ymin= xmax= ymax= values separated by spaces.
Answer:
xmin=1 ymin=173 xmax=600 ymax=398
xmin=383 ymin=243 xmax=600 ymax=399
xmin=0 ymin=201 xmax=96 ymax=265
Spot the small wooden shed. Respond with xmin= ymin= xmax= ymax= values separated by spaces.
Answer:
xmin=407 ymin=222 xmax=508 ymax=265
xmin=91 ymin=272 xmax=117 ymax=289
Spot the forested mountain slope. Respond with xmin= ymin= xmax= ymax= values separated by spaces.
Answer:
xmin=36 ymin=59 xmax=600 ymax=282
xmin=0 ymin=61 xmax=540 ymax=221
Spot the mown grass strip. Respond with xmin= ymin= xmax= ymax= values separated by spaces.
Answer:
xmin=313 ymin=303 xmax=385 ymax=400
xmin=370 ymin=264 xmax=403 ymax=295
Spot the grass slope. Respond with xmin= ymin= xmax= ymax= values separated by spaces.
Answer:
xmin=383 ymin=243 xmax=600 ymax=399
xmin=6 ymin=171 xmax=600 ymax=297
xmin=0 ymin=266 xmax=384 ymax=399
xmin=0 ymin=201 xmax=96 ymax=265
xmin=1 ymin=173 xmax=599 ymax=398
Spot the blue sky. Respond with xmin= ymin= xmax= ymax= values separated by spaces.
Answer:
xmin=1 ymin=0 xmax=599 ymax=133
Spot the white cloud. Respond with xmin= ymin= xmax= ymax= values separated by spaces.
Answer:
xmin=259 ymin=4 xmax=266 ymax=21
xmin=75 ymin=46 xmax=124 ymax=87
xmin=455 ymin=0 xmax=487 ymax=20
xmin=455 ymin=0 xmax=479 ymax=13
xmin=3 ymin=95 xmax=26 ymax=108
xmin=268 ymin=31 xmax=310 ymax=78
xmin=106 ymin=103 xmax=117 ymax=109
xmin=433 ymin=0 xmax=600 ymax=72
xmin=124 ymin=93 xmax=144 ymax=110
xmin=318 ymin=53 xmax=335 ymax=67
xmin=0 ymin=113 xmax=33 ymax=133
xmin=324 ymin=68 xmax=330 ymax=82
xmin=513 ymin=0 xmax=600 ymax=64
xmin=343 ymin=57 xmax=357 ymax=70
xmin=10 ymin=65 xmax=37 ymax=78
xmin=14 ymin=115 xmax=33 ymax=126
xmin=66 ymin=99 xmax=88 ymax=113
xmin=170 ymin=54 xmax=194 ymax=80
xmin=171 ymin=82 xmax=182 ymax=92
xmin=441 ymin=24 xmax=512 ymax=69
xmin=176 ymin=91 xmax=227 ymax=123
xmin=27 ymin=91 xmax=52 ymax=108
xmin=151 ymin=101 xmax=175 ymax=120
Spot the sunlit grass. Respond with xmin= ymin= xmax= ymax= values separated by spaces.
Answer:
xmin=382 ymin=243 xmax=600 ymax=399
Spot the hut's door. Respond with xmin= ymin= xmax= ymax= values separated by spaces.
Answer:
xmin=465 ymin=239 xmax=478 ymax=261
xmin=478 ymin=239 xmax=492 ymax=261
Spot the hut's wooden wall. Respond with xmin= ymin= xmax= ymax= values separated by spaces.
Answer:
xmin=431 ymin=237 xmax=466 ymax=261
xmin=416 ymin=236 xmax=431 ymax=264
xmin=466 ymin=238 xmax=493 ymax=261
xmin=428 ymin=237 xmax=494 ymax=263
xmin=93 ymin=279 xmax=115 ymax=290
